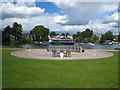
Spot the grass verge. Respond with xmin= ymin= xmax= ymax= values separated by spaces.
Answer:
xmin=2 ymin=49 xmax=118 ymax=88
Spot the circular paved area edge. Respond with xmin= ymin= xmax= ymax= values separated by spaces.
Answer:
xmin=11 ymin=49 xmax=114 ymax=60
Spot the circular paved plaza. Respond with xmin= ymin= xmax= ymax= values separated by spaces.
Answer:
xmin=11 ymin=49 xmax=114 ymax=60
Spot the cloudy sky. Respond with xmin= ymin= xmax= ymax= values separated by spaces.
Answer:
xmin=0 ymin=0 xmax=119 ymax=34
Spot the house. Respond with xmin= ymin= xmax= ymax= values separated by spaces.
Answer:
xmin=92 ymin=33 xmax=102 ymax=41
xmin=22 ymin=33 xmax=35 ymax=40
xmin=113 ymin=35 xmax=118 ymax=41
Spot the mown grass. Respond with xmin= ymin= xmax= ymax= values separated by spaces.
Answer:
xmin=2 ymin=49 xmax=118 ymax=88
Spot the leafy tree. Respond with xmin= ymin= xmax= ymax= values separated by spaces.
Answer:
xmin=92 ymin=35 xmax=99 ymax=43
xmin=73 ymin=29 xmax=93 ymax=43
xmin=84 ymin=38 xmax=94 ymax=43
xmin=66 ymin=33 xmax=69 ymax=37
xmin=12 ymin=22 xmax=22 ymax=40
xmin=30 ymin=25 xmax=49 ymax=42
xmin=2 ymin=25 xmax=12 ymax=43
xmin=56 ymin=33 xmax=60 ymax=35
xmin=62 ymin=33 xmax=65 ymax=36
xmin=93 ymin=35 xmax=99 ymax=41
xmin=2 ymin=22 xmax=23 ymax=45
xmin=100 ymin=35 xmax=106 ymax=44
xmin=73 ymin=34 xmax=77 ymax=42
xmin=50 ymin=31 xmax=56 ymax=37
xmin=100 ymin=31 xmax=113 ymax=44
xmin=76 ymin=32 xmax=81 ymax=37
xmin=81 ymin=28 xmax=93 ymax=39
xmin=77 ymin=32 xmax=83 ymax=42
xmin=73 ymin=32 xmax=83 ymax=42
xmin=105 ymin=31 xmax=114 ymax=41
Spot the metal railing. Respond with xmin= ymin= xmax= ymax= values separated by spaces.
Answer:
xmin=47 ymin=46 xmax=85 ymax=57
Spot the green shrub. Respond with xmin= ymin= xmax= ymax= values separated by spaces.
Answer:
xmin=10 ymin=38 xmax=35 ymax=46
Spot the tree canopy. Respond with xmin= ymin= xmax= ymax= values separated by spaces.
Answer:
xmin=12 ymin=22 xmax=23 ymax=40
xmin=73 ymin=28 xmax=93 ymax=43
xmin=66 ymin=33 xmax=70 ymax=37
xmin=81 ymin=28 xmax=93 ymax=39
xmin=2 ymin=22 xmax=23 ymax=44
xmin=30 ymin=25 xmax=49 ymax=41
xmin=100 ymin=31 xmax=114 ymax=44
xmin=50 ymin=31 xmax=57 ymax=37
xmin=2 ymin=25 xmax=12 ymax=43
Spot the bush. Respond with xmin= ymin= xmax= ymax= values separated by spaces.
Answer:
xmin=10 ymin=38 xmax=35 ymax=46
xmin=19 ymin=38 xmax=35 ymax=44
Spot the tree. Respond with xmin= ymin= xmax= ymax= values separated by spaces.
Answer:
xmin=2 ymin=22 xmax=23 ymax=45
xmin=76 ymin=32 xmax=83 ymax=42
xmin=56 ymin=33 xmax=60 ymax=35
xmin=105 ymin=31 xmax=114 ymax=41
xmin=50 ymin=31 xmax=56 ymax=37
xmin=73 ymin=34 xmax=77 ymax=42
xmin=76 ymin=32 xmax=81 ymax=37
xmin=100 ymin=34 xmax=106 ymax=44
xmin=30 ymin=25 xmax=49 ymax=42
xmin=84 ymin=38 xmax=94 ymax=43
xmin=66 ymin=33 xmax=69 ymax=37
xmin=73 ymin=29 xmax=93 ymax=43
xmin=81 ymin=28 xmax=93 ymax=39
xmin=62 ymin=33 xmax=65 ymax=36
xmin=80 ymin=28 xmax=93 ymax=42
xmin=92 ymin=35 xmax=99 ymax=43
xmin=2 ymin=25 xmax=12 ymax=43
xmin=12 ymin=22 xmax=22 ymax=40
xmin=73 ymin=32 xmax=82 ymax=42
xmin=100 ymin=31 xmax=114 ymax=44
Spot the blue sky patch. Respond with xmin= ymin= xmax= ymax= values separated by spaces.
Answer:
xmin=35 ymin=2 xmax=63 ymax=14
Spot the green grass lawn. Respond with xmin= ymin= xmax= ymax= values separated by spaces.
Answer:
xmin=2 ymin=49 xmax=118 ymax=88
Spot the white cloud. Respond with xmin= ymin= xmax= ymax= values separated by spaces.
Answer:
xmin=54 ymin=15 xmax=68 ymax=24
xmin=1 ymin=2 xmax=45 ymax=19
xmin=103 ymin=12 xmax=118 ymax=23
xmin=87 ymin=21 xmax=118 ymax=34
xmin=1 ymin=0 xmax=119 ymax=2
xmin=15 ymin=0 xmax=36 ymax=7
xmin=49 ymin=2 xmax=118 ymax=25
xmin=1 ymin=0 xmax=35 ymax=2
xmin=47 ymin=0 xmax=119 ymax=3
